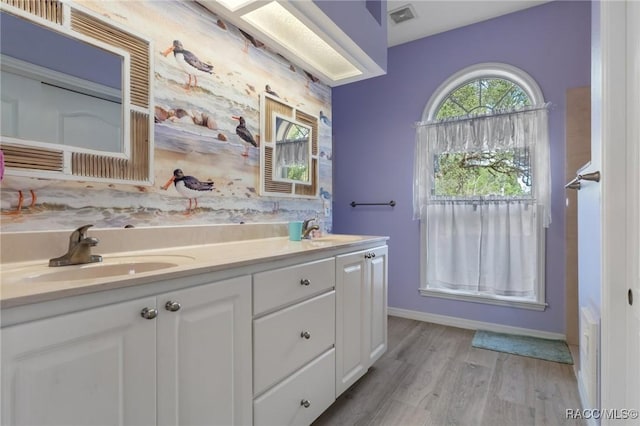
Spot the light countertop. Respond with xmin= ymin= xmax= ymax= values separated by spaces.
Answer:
xmin=1 ymin=234 xmax=387 ymax=309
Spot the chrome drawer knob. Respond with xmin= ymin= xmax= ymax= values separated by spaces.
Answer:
xmin=301 ymin=399 xmax=311 ymax=408
xmin=165 ymin=301 xmax=181 ymax=312
xmin=300 ymin=278 xmax=311 ymax=286
xmin=300 ymin=331 xmax=311 ymax=339
xmin=140 ymin=307 xmax=158 ymax=320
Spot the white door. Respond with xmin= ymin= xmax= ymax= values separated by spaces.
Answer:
xmin=1 ymin=297 xmax=157 ymax=426
xmin=156 ymin=276 xmax=252 ymax=426
xmin=368 ymin=246 xmax=388 ymax=365
xmin=598 ymin=0 xmax=640 ymax=419
xmin=335 ymin=250 xmax=369 ymax=396
xmin=625 ymin=0 xmax=640 ymax=416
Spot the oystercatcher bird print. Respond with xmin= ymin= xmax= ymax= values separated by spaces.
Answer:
xmin=0 ymin=175 xmax=51 ymax=213
xmin=232 ymin=116 xmax=257 ymax=157
xmin=239 ymin=29 xmax=264 ymax=53
xmin=161 ymin=168 xmax=214 ymax=212
xmin=265 ymin=84 xmax=279 ymax=97
xmin=162 ymin=40 xmax=213 ymax=88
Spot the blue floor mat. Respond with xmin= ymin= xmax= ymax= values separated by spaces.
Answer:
xmin=472 ymin=330 xmax=573 ymax=364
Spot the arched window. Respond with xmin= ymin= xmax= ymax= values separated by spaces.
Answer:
xmin=423 ymin=62 xmax=544 ymax=120
xmin=414 ymin=63 xmax=549 ymax=310
xmin=435 ymin=77 xmax=532 ymax=119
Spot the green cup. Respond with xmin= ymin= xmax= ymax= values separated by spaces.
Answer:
xmin=288 ymin=221 xmax=303 ymax=241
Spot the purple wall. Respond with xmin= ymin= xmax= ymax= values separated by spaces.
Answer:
xmin=332 ymin=1 xmax=591 ymax=334
xmin=313 ymin=0 xmax=387 ymax=72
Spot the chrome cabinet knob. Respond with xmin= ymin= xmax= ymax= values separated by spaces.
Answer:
xmin=364 ymin=253 xmax=370 ymax=259
xmin=371 ymin=252 xmax=376 ymax=258
xmin=301 ymin=331 xmax=311 ymax=339
xmin=300 ymin=278 xmax=311 ymax=286
xmin=165 ymin=301 xmax=181 ymax=312
xmin=140 ymin=307 xmax=158 ymax=320
xmin=300 ymin=399 xmax=311 ymax=408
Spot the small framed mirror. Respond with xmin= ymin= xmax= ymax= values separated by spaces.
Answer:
xmin=273 ymin=114 xmax=312 ymax=185
xmin=259 ymin=93 xmax=319 ymax=198
xmin=0 ymin=0 xmax=153 ymax=185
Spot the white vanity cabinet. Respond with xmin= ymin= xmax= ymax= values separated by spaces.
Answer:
xmin=1 ymin=297 xmax=158 ymax=426
xmin=156 ymin=276 xmax=252 ymax=426
xmin=0 ymin=235 xmax=389 ymax=426
xmin=1 ymin=275 xmax=252 ymax=426
xmin=335 ymin=245 xmax=388 ymax=396
xmin=252 ymin=258 xmax=337 ymax=426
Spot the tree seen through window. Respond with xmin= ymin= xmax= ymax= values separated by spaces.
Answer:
xmin=434 ymin=78 xmax=532 ymax=197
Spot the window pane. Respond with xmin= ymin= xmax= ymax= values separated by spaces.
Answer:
xmin=433 ymin=149 xmax=531 ymax=197
xmin=435 ymin=78 xmax=531 ymax=120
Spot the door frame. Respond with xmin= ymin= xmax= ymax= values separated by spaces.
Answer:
xmin=599 ymin=0 xmax=634 ymax=415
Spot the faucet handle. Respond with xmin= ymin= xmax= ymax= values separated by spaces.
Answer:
xmin=69 ymin=224 xmax=94 ymax=245
xmin=302 ymin=216 xmax=316 ymax=229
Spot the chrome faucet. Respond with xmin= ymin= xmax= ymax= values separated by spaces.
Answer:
xmin=302 ymin=217 xmax=320 ymax=239
xmin=49 ymin=224 xmax=103 ymax=267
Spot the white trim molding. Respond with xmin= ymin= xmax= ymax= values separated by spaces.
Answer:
xmin=388 ymin=307 xmax=565 ymax=340
xmin=577 ymin=375 xmax=599 ymax=426
xmin=419 ymin=288 xmax=547 ymax=311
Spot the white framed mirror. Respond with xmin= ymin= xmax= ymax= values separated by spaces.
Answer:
xmin=259 ymin=93 xmax=319 ymax=198
xmin=0 ymin=0 xmax=153 ymax=185
xmin=272 ymin=114 xmax=312 ymax=185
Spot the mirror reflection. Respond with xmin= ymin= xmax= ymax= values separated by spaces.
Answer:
xmin=0 ymin=11 xmax=123 ymax=153
xmin=273 ymin=115 xmax=312 ymax=184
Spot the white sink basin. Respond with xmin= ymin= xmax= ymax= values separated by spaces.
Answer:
xmin=5 ymin=255 xmax=195 ymax=284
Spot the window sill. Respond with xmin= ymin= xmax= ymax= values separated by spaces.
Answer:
xmin=419 ymin=288 xmax=547 ymax=311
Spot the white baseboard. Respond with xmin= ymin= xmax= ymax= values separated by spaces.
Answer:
xmin=388 ymin=307 xmax=566 ymax=340
xmin=577 ymin=373 xmax=598 ymax=426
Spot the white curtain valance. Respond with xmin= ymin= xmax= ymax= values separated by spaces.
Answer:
xmin=275 ymin=140 xmax=309 ymax=166
xmin=415 ymin=104 xmax=550 ymax=153
xmin=413 ymin=104 xmax=552 ymax=227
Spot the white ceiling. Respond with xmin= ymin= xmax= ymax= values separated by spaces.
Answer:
xmin=387 ymin=0 xmax=551 ymax=47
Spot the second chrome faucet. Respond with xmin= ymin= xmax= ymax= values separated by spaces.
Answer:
xmin=302 ymin=217 xmax=320 ymax=239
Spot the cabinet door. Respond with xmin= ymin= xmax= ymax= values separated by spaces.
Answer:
xmin=368 ymin=246 xmax=388 ymax=365
xmin=1 ymin=297 xmax=157 ymax=426
xmin=335 ymin=250 xmax=369 ymax=396
xmin=157 ymin=276 xmax=252 ymax=426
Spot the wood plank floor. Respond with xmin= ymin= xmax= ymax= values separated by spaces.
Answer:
xmin=313 ymin=316 xmax=584 ymax=426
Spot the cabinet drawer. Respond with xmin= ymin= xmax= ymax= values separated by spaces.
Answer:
xmin=253 ymin=258 xmax=335 ymax=315
xmin=254 ymin=349 xmax=335 ymax=426
xmin=254 ymin=291 xmax=335 ymax=395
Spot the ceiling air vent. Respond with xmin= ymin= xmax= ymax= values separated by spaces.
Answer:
xmin=389 ymin=4 xmax=416 ymax=25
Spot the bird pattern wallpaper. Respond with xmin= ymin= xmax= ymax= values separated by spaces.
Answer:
xmin=0 ymin=0 xmax=333 ymax=232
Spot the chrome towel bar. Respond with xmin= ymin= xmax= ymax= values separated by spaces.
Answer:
xmin=350 ymin=200 xmax=396 ymax=207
